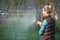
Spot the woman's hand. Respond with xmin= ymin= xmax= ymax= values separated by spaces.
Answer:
xmin=35 ymin=21 xmax=42 ymax=26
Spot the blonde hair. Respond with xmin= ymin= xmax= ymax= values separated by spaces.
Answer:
xmin=43 ymin=4 xmax=53 ymax=13
xmin=48 ymin=4 xmax=53 ymax=13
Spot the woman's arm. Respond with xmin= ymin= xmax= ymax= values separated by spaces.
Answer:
xmin=39 ymin=20 xmax=48 ymax=35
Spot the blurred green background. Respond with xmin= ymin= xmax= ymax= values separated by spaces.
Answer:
xmin=0 ymin=0 xmax=60 ymax=40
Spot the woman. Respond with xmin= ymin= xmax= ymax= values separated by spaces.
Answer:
xmin=36 ymin=5 xmax=55 ymax=40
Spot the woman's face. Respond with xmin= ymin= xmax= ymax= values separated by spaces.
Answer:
xmin=42 ymin=8 xmax=47 ymax=17
xmin=42 ymin=5 xmax=53 ymax=17
xmin=42 ymin=6 xmax=49 ymax=17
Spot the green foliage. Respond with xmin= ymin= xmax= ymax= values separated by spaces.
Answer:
xmin=55 ymin=19 xmax=60 ymax=33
